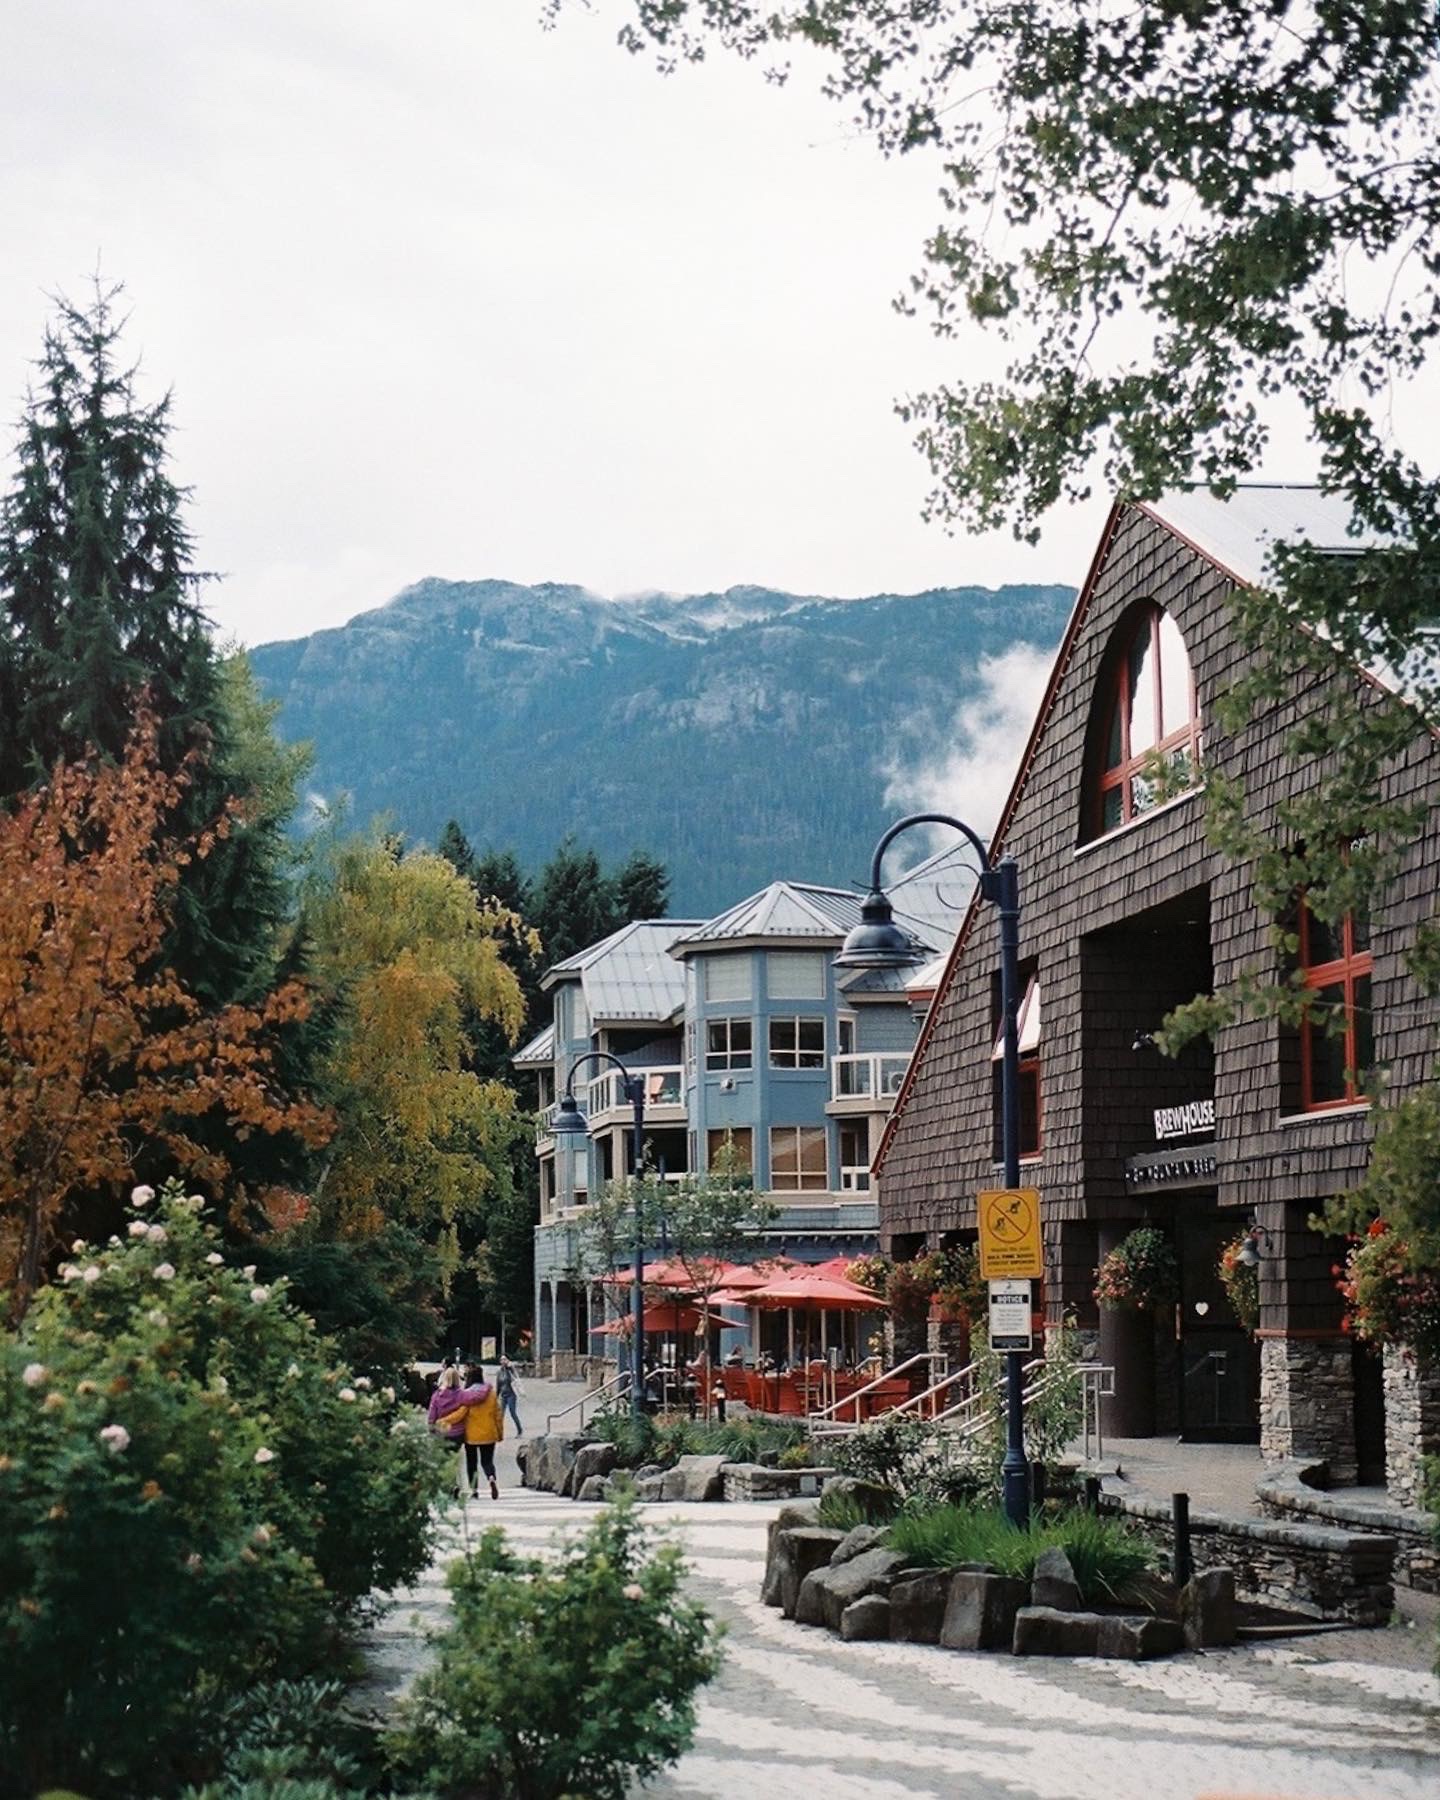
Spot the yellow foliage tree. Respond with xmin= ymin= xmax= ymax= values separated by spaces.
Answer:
xmin=306 ymin=835 xmax=534 ymax=1275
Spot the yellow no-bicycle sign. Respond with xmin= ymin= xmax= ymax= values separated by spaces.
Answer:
xmin=977 ymin=1187 xmax=1043 ymax=1279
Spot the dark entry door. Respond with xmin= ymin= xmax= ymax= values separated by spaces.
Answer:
xmin=1178 ymin=1211 xmax=1259 ymax=1442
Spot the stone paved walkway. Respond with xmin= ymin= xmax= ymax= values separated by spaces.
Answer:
xmin=362 ymin=1380 xmax=1440 ymax=1798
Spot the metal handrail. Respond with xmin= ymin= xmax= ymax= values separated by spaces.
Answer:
xmin=806 ymin=1350 xmax=947 ymax=1426
xmin=546 ymin=1367 xmax=632 ymax=1432
xmin=889 ymin=1358 xmax=983 ymax=1421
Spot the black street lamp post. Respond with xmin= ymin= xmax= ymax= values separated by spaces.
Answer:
xmin=552 ymin=1051 xmax=649 ymax=1418
xmin=834 ymin=810 xmax=1030 ymax=1529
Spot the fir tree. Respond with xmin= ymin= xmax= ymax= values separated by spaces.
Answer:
xmin=0 ymin=284 xmax=296 ymax=1010
xmin=614 ymin=849 xmax=669 ymax=922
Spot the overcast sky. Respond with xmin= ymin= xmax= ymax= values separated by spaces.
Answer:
xmin=4 ymin=1 xmax=1436 ymax=652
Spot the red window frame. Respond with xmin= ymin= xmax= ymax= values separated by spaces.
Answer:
xmin=1094 ymin=605 xmax=1199 ymax=835
xmin=1298 ymin=904 xmax=1373 ymax=1111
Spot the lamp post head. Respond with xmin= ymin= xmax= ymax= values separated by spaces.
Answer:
xmin=834 ymin=887 xmax=927 ymax=970
xmin=1235 ymin=1234 xmax=1261 ymax=1269
xmin=551 ymin=1092 xmax=590 ymax=1137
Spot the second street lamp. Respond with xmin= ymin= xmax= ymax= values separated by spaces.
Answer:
xmin=834 ymin=810 xmax=1031 ymax=1529
xmin=551 ymin=1051 xmax=649 ymax=1417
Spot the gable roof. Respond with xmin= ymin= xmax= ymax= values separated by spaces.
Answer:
xmin=875 ymin=482 xmax=1387 ymax=1178
xmin=668 ymin=875 xmax=950 ymax=960
xmin=541 ymin=918 xmax=703 ymax=1023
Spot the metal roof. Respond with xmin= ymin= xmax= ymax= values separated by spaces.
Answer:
xmin=668 ymin=882 xmax=871 ymax=953
xmin=542 ymin=919 xmax=703 ymax=1022
xmin=511 ymin=1022 xmax=555 ymax=1067
xmin=1140 ymin=485 xmax=1390 ymax=590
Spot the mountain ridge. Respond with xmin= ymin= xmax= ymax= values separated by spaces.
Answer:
xmin=251 ymin=576 xmax=1076 ymax=916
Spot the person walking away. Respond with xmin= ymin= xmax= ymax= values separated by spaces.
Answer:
xmin=496 ymin=1355 xmax=523 ymax=1435
xmin=460 ymin=1364 xmax=504 ymax=1500
xmin=427 ymin=1365 xmax=471 ymax=1499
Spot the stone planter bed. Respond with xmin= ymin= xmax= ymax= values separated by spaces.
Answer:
xmin=758 ymin=1499 xmax=1233 ymax=1660
xmin=516 ymin=1430 xmax=830 ymax=1505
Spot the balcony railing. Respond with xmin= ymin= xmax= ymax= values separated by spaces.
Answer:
xmin=587 ymin=1066 xmax=684 ymax=1119
xmin=831 ymin=1052 xmax=910 ymax=1104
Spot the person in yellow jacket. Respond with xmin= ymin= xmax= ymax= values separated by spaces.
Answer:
xmin=456 ymin=1365 xmax=504 ymax=1501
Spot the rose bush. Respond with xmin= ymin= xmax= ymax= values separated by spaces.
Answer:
xmin=0 ymin=1180 xmax=446 ymax=1796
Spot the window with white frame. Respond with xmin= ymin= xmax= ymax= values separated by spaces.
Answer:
xmin=838 ymin=1015 xmax=856 ymax=1057
xmin=705 ymin=1017 xmax=753 ymax=1070
xmin=768 ymin=949 xmax=826 ymax=999
xmin=704 ymin=956 xmax=752 ymax=1002
xmin=769 ymin=1015 xmax=826 ymax=1069
xmin=770 ymin=1125 xmax=828 ymax=1191
xmin=707 ymin=1126 xmax=753 ymax=1171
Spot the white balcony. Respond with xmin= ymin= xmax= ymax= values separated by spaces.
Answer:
xmin=586 ymin=1065 xmax=685 ymax=1125
xmin=839 ymin=1164 xmax=872 ymax=1191
xmin=828 ymin=1052 xmax=910 ymax=1111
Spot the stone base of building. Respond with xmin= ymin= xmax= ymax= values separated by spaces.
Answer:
xmin=1383 ymin=1343 xmax=1440 ymax=1510
xmin=1258 ymin=1334 xmax=1357 ymax=1486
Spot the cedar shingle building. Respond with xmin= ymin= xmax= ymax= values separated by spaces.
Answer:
xmin=875 ymin=486 xmax=1440 ymax=1499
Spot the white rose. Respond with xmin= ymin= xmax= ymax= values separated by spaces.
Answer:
xmin=82 ymin=1265 xmax=101 ymax=1284
xmin=152 ymin=1263 xmax=176 ymax=1282
xmin=71 ymin=1239 xmax=87 ymax=1254
xmin=338 ymin=1387 xmax=357 ymax=1402
xmin=145 ymin=1224 xmax=167 ymax=1244
xmin=129 ymin=1222 xmax=149 ymax=1239
xmin=249 ymin=1286 xmax=271 ymax=1305
xmin=130 ymin=1185 xmax=155 ymax=1207
xmin=254 ymin=1446 xmax=276 ymax=1465
xmin=22 ymin=1363 xmax=47 ymax=1388
xmin=242 ymin=1265 xmax=256 ymax=1280
xmin=99 ymin=1424 xmax=131 ymax=1455
xmin=205 ymin=1252 xmax=223 ymax=1266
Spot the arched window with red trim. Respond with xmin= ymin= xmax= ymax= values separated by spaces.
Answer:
xmin=1092 ymin=604 xmax=1200 ymax=836
xmin=1298 ymin=903 xmax=1373 ymax=1109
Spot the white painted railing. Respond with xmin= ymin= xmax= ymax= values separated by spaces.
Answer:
xmin=831 ymin=1052 xmax=910 ymax=1103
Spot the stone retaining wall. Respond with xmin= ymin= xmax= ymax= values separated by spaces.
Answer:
xmin=1099 ymin=1483 xmax=1396 ymax=1624
xmin=721 ymin=1463 xmax=829 ymax=1502
xmin=1383 ymin=1344 xmax=1440 ymax=1511
xmin=1257 ymin=1461 xmax=1438 ymax=1595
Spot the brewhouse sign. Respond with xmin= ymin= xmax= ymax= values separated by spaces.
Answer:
xmin=1153 ymin=1099 xmax=1215 ymax=1141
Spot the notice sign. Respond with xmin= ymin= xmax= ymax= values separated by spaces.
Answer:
xmin=988 ymin=1279 xmax=1033 ymax=1352
xmin=480 ymin=1336 xmax=497 ymax=1362
xmin=978 ymin=1186 xmax=1043 ymax=1279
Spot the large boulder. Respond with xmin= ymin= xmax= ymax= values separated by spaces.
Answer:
xmin=528 ymin=1432 xmax=594 ymax=1495
xmin=1031 ymin=1547 xmax=1082 ymax=1611
xmin=761 ymin=1508 xmax=826 ymax=1606
xmin=831 ymin=1525 xmax=889 ymax=1567
xmin=1181 ymin=1567 xmax=1237 ymax=1648
xmin=576 ymin=1474 xmax=613 ymax=1503
xmin=1012 ymin=1606 xmax=1103 ymax=1656
xmin=771 ymin=1527 xmax=846 ymax=1617
xmin=1096 ymin=1614 xmax=1185 ymax=1660
xmin=571 ymin=1442 xmax=618 ymax=1490
xmin=660 ymin=1454 xmax=729 ymax=1503
xmin=840 ymin=1594 xmax=892 ymax=1641
xmin=818 ymin=1475 xmax=896 ymax=1520
xmin=889 ymin=1569 xmax=955 ymax=1644
xmin=940 ymin=1571 xmax=1029 ymax=1652
xmin=796 ymin=1547 xmax=907 ymax=1632
xmin=634 ymin=1473 xmax=666 ymax=1502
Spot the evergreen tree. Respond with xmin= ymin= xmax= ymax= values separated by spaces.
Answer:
xmin=436 ymin=818 xmax=476 ymax=881
xmin=614 ymin=849 xmax=669 ymax=922
xmin=531 ymin=835 xmax=619 ymax=970
xmin=0 ymin=285 xmax=299 ymax=1011
xmin=0 ymin=282 xmax=214 ymax=794
xmin=470 ymin=845 xmax=531 ymax=919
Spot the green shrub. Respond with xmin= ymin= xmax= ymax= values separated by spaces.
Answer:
xmin=885 ymin=1504 xmax=1155 ymax=1602
xmin=776 ymin=1442 xmax=816 ymax=1469
xmin=826 ymin=1411 xmax=988 ymax=1508
xmin=1 ymin=1180 xmax=448 ymax=1796
xmin=587 ymin=1406 xmax=659 ymax=1468
xmin=391 ymin=1496 xmax=723 ymax=1800
xmin=817 ymin=1485 xmax=900 ymax=1531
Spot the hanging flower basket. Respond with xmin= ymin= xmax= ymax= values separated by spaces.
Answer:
xmin=1338 ymin=1220 xmax=1440 ymax=1360
xmin=1218 ymin=1233 xmax=1261 ymax=1331
xmin=1093 ymin=1226 xmax=1178 ymax=1313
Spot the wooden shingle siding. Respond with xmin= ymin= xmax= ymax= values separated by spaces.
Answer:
xmin=877 ymin=500 xmax=1440 ymax=1338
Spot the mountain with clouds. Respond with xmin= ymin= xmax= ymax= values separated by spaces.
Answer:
xmin=250 ymin=577 xmax=1075 ymax=916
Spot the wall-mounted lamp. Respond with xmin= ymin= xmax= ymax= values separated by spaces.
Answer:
xmin=1132 ymin=1030 xmax=1157 ymax=1052
xmin=1235 ymin=1225 xmax=1271 ymax=1268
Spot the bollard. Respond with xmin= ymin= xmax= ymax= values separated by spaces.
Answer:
xmin=1084 ymin=1474 xmax=1101 ymax=1515
xmin=1172 ymin=1491 xmax=1193 ymax=1591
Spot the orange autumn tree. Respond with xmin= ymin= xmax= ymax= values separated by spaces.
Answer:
xmin=0 ymin=711 xmax=331 ymax=1319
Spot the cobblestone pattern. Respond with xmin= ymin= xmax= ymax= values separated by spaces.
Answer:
xmin=1101 ymin=1489 xmax=1396 ymax=1623
xmin=1259 ymin=1334 xmax=1358 ymax=1484
xmin=1384 ymin=1343 xmax=1440 ymax=1510
xmin=360 ymin=1384 xmax=1440 ymax=1798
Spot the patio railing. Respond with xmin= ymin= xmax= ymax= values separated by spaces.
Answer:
xmin=830 ymin=1052 xmax=911 ymax=1104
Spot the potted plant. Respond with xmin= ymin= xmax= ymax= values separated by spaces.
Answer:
xmin=1218 ymin=1231 xmax=1261 ymax=1331
xmin=1338 ymin=1219 xmax=1440 ymax=1358
xmin=1093 ymin=1226 xmax=1178 ymax=1313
